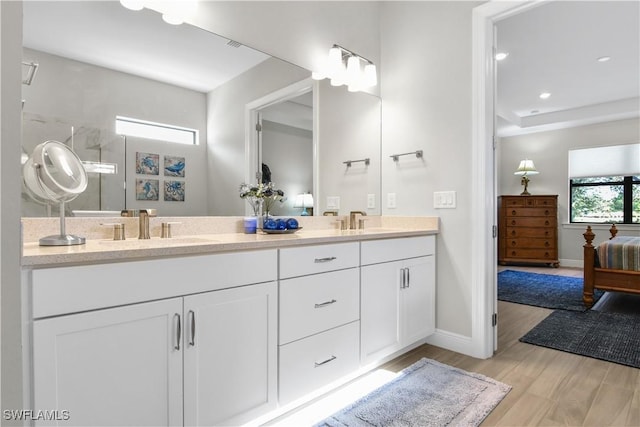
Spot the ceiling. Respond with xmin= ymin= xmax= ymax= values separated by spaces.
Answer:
xmin=496 ymin=1 xmax=640 ymax=137
xmin=22 ymin=1 xmax=270 ymax=93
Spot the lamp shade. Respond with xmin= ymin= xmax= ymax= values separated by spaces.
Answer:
xmin=514 ymin=159 xmax=539 ymax=176
xmin=294 ymin=193 xmax=314 ymax=208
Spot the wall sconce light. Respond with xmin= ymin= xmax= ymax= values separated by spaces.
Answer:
xmin=294 ymin=193 xmax=314 ymax=216
xmin=312 ymin=44 xmax=377 ymax=92
xmin=120 ymin=0 xmax=198 ymax=25
xmin=514 ymin=159 xmax=539 ymax=195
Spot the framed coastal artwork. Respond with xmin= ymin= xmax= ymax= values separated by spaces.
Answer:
xmin=136 ymin=179 xmax=159 ymax=201
xmin=164 ymin=155 xmax=185 ymax=177
xmin=136 ymin=152 xmax=159 ymax=175
xmin=164 ymin=180 xmax=185 ymax=202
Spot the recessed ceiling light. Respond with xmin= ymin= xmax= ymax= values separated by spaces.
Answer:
xmin=539 ymin=92 xmax=551 ymax=100
xmin=597 ymin=56 xmax=611 ymax=62
xmin=495 ymin=52 xmax=509 ymax=61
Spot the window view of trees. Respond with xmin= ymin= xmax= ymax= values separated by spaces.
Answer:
xmin=570 ymin=176 xmax=640 ymax=223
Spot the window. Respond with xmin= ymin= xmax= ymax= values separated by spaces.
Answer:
xmin=569 ymin=144 xmax=640 ymax=224
xmin=115 ymin=116 xmax=198 ymax=145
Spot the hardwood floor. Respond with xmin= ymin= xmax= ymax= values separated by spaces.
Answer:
xmin=381 ymin=266 xmax=640 ymax=426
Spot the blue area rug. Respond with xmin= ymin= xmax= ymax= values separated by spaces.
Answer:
xmin=520 ymin=309 xmax=640 ymax=368
xmin=498 ymin=270 xmax=603 ymax=311
xmin=315 ymin=358 xmax=511 ymax=427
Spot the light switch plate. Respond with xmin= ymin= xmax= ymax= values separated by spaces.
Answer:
xmin=327 ymin=196 xmax=340 ymax=210
xmin=434 ymin=191 xmax=456 ymax=209
xmin=367 ymin=194 xmax=376 ymax=209
xmin=387 ymin=193 xmax=397 ymax=209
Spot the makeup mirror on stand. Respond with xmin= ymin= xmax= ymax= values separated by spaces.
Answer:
xmin=23 ymin=140 xmax=88 ymax=245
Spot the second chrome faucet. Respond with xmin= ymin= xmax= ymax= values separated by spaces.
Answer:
xmin=349 ymin=211 xmax=367 ymax=230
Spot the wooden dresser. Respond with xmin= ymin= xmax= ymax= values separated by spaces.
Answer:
xmin=498 ymin=195 xmax=559 ymax=267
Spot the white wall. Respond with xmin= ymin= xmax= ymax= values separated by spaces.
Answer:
xmin=317 ymin=80 xmax=382 ymax=216
xmin=1 ymin=0 xmax=24 ymax=416
xmin=498 ymin=118 xmax=640 ymax=265
xmin=380 ymin=1 xmax=481 ymax=338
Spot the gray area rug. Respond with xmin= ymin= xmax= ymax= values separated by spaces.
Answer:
xmin=315 ymin=358 xmax=511 ymax=427
xmin=520 ymin=309 xmax=640 ymax=368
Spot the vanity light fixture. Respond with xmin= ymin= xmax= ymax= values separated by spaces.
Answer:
xmin=312 ymin=44 xmax=377 ymax=92
xmin=514 ymin=159 xmax=539 ymax=195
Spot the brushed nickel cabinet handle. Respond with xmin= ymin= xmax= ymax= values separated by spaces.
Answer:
xmin=174 ymin=313 xmax=181 ymax=351
xmin=189 ymin=310 xmax=196 ymax=346
xmin=314 ymin=355 xmax=337 ymax=367
xmin=314 ymin=299 xmax=337 ymax=308
xmin=314 ymin=256 xmax=337 ymax=263
xmin=406 ymin=268 xmax=410 ymax=288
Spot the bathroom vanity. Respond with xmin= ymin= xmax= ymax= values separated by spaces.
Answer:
xmin=21 ymin=217 xmax=437 ymax=426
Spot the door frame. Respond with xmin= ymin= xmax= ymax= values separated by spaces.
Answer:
xmin=471 ymin=0 xmax=544 ymax=358
xmin=244 ymin=78 xmax=316 ymax=216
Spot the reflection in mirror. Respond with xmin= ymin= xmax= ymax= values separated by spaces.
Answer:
xmin=21 ymin=1 xmax=382 ymax=217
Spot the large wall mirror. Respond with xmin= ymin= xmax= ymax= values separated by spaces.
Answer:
xmin=21 ymin=1 xmax=381 ymax=217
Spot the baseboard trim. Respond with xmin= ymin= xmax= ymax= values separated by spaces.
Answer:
xmin=559 ymin=258 xmax=582 ymax=268
xmin=425 ymin=328 xmax=476 ymax=357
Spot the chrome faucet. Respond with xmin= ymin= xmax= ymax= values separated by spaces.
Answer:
xmin=138 ymin=209 xmax=157 ymax=239
xmin=349 ymin=211 xmax=367 ymax=229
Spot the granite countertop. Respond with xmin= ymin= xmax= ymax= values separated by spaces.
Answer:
xmin=22 ymin=226 xmax=438 ymax=267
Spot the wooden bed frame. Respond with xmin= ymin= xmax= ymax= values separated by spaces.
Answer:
xmin=583 ymin=224 xmax=640 ymax=308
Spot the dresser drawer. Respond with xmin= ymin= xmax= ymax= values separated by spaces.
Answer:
xmin=504 ymin=248 xmax=557 ymax=260
xmin=279 ymin=321 xmax=360 ymax=404
xmin=505 ymin=227 xmax=555 ymax=238
xmin=505 ymin=207 xmax=555 ymax=217
xmin=505 ymin=217 xmax=556 ymax=228
xmin=279 ymin=242 xmax=359 ymax=278
xmin=505 ymin=238 xmax=555 ymax=249
xmin=280 ymin=268 xmax=359 ymax=345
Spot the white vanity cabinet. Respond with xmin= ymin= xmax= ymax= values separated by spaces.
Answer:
xmin=33 ymin=298 xmax=184 ymax=427
xmin=29 ymin=250 xmax=277 ymax=427
xmin=277 ymin=242 xmax=361 ymax=404
xmin=360 ymin=236 xmax=436 ymax=365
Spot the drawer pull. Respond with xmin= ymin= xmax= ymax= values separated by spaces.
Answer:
xmin=314 ymin=299 xmax=337 ymax=308
xmin=314 ymin=355 xmax=337 ymax=367
xmin=511 ymin=210 xmax=517 ymax=215
xmin=314 ymin=256 xmax=337 ymax=263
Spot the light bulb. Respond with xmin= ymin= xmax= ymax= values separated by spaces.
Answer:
xmin=363 ymin=63 xmax=377 ymax=87
xmin=327 ymin=47 xmax=343 ymax=78
xmin=120 ymin=0 xmax=145 ymax=10
xmin=346 ymin=55 xmax=361 ymax=85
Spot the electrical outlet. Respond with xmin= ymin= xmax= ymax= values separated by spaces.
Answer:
xmin=387 ymin=193 xmax=397 ymax=209
xmin=326 ymin=196 xmax=340 ymax=210
xmin=367 ymin=194 xmax=376 ymax=209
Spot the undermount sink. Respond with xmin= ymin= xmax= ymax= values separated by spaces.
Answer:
xmin=97 ymin=236 xmax=217 ymax=247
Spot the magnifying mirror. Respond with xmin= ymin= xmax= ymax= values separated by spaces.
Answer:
xmin=23 ymin=140 xmax=88 ymax=245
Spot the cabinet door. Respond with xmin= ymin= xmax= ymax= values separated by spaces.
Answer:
xmin=401 ymin=255 xmax=436 ymax=345
xmin=33 ymin=298 xmax=183 ymax=427
xmin=183 ymin=282 xmax=277 ymax=426
xmin=360 ymin=260 xmax=402 ymax=365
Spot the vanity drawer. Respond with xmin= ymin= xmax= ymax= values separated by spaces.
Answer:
xmin=361 ymin=236 xmax=435 ymax=266
xmin=280 ymin=268 xmax=359 ymax=345
xmin=31 ymin=249 xmax=277 ymax=318
xmin=279 ymin=242 xmax=359 ymax=278
xmin=279 ymin=321 xmax=360 ymax=404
